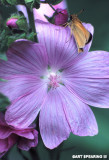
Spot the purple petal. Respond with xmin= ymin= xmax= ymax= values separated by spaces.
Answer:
xmin=18 ymin=130 xmax=38 ymax=151
xmin=0 ymin=40 xmax=48 ymax=102
xmin=36 ymin=20 xmax=77 ymax=69
xmin=0 ymin=40 xmax=48 ymax=79
xmin=0 ymin=113 xmax=13 ymax=139
xmin=64 ymin=51 xmax=109 ymax=108
xmin=0 ymin=126 xmax=12 ymax=139
xmin=0 ymin=76 xmax=45 ymax=102
xmin=8 ymin=134 xmax=17 ymax=148
xmin=39 ymin=88 xmax=70 ymax=149
xmin=14 ymin=130 xmax=34 ymax=139
xmin=0 ymin=134 xmax=16 ymax=157
xmin=35 ymin=21 xmax=94 ymax=70
xmin=0 ymin=139 xmax=9 ymax=153
xmin=0 ymin=112 xmax=38 ymax=155
xmin=59 ymin=87 xmax=98 ymax=136
xmin=5 ymin=84 xmax=47 ymax=128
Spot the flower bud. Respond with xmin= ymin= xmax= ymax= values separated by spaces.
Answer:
xmin=6 ymin=18 xmax=18 ymax=29
xmin=54 ymin=8 xmax=68 ymax=25
xmin=6 ymin=14 xmax=28 ymax=32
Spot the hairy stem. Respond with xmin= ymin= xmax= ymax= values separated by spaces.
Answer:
xmin=26 ymin=6 xmax=38 ymax=42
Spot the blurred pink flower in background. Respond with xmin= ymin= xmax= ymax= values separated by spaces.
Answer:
xmin=33 ymin=0 xmax=67 ymax=22
xmin=16 ymin=5 xmax=29 ymax=23
xmin=16 ymin=0 xmax=67 ymax=23
xmin=0 ymin=112 xmax=38 ymax=157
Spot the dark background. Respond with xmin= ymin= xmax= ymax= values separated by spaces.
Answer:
xmin=0 ymin=0 xmax=109 ymax=159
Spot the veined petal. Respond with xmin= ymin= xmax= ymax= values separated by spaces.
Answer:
xmin=0 ymin=40 xmax=48 ymax=101
xmin=59 ymin=87 xmax=98 ymax=136
xmin=36 ymin=20 xmax=78 ymax=70
xmin=39 ymin=88 xmax=70 ymax=149
xmin=64 ymin=51 xmax=109 ymax=108
xmin=0 ymin=76 xmax=44 ymax=102
xmin=5 ymin=84 xmax=47 ymax=128
xmin=35 ymin=21 xmax=94 ymax=71
xmin=0 ymin=40 xmax=48 ymax=78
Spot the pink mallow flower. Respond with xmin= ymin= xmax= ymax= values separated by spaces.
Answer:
xmin=0 ymin=112 xmax=38 ymax=157
xmin=0 ymin=21 xmax=109 ymax=149
xmin=54 ymin=8 xmax=68 ymax=25
xmin=6 ymin=18 xmax=18 ymax=29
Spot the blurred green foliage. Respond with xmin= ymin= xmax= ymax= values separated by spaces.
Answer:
xmin=0 ymin=93 xmax=10 ymax=111
xmin=0 ymin=0 xmax=109 ymax=160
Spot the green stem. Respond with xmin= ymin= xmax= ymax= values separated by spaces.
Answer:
xmin=26 ymin=6 xmax=38 ymax=43
xmin=48 ymin=3 xmax=56 ymax=12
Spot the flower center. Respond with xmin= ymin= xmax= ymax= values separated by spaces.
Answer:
xmin=41 ymin=66 xmax=64 ymax=91
xmin=48 ymin=72 xmax=60 ymax=89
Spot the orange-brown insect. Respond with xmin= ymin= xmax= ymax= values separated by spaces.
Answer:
xmin=64 ymin=10 xmax=92 ymax=53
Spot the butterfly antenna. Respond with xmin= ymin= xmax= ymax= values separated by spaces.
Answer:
xmin=77 ymin=9 xmax=84 ymax=16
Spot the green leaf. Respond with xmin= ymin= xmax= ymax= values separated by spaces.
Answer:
xmin=50 ymin=0 xmax=63 ymax=5
xmin=0 ymin=52 xmax=7 ymax=61
xmin=16 ymin=16 xmax=28 ymax=32
xmin=27 ymin=32 xmax=36 ymax=41
xmin=41 ymin=0 xmax=63 ymax=5
xmin=53 ymin=0 xmax=63 ymax=5
xmin=0 ymin=93 xmax=10 ymax=111
xmin=44 ymin=15 xmax=55 ymax=24
xmin=0 ymin=29 xmax=9 ymax=60
xmin=25 ymin=0 xmax=33 ymax=3
xmin=1 ymin=0 xmax=9 ymax=5
xmin=36 ymin=0 xmax=40 ymax=2
xmin=8 ymin=33 xmax=26 ymax=47
xmin=25 ymin=0 xmax=40 ymax=9
xmin=6 ymin=0 xmax=17 ymax=5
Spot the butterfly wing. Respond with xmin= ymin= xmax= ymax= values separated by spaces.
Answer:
xmin=71 ymin=20 xmax=92 ymax=53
